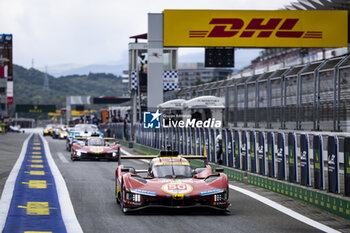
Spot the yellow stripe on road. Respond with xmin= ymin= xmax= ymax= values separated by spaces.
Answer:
xmin=32 ymin=152 xmax=41 ymax=154
xmin=25 ymin=171 xmax=45 ymax=175
xmin=24 ymin=231 xmax=52 ymax=233
xmin=22 ymin=180 xmax=47 ymax=189
xmin=33 ymin=147 xmax=41 ymax=150
xmin=30 ymin=164 xmax=44 ymax=168
xmin=32 ymin=156 xmax=42 ymax=159
xmin=18 ymin=202 xmax=50 ymax=215
xmin=33 ymin=143 xmax=41 ymax=146
xmin=30 ymin=160 xmax=43 ymax=163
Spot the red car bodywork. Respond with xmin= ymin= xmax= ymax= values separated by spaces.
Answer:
xmin=71 ymin=137 xmax=120 ymax=161
xmin=115 ymin=154 xmax=230 ymax=213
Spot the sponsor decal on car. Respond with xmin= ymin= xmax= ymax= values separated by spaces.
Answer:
xmin=154 ymin=162 xmax=190 ymax=166
xmin=132 ymin=188 xmax=157 ymax=197
xmin=90 ymin=147 xmax=104 ymax=153
xmin=199 ymin=188 xmax=223 ymax=196
xmin=161 ymin=182 xmax=193 ymax=195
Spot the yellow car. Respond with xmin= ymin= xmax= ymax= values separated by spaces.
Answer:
xmin=43 ymin=125 xmax=54 ymax=136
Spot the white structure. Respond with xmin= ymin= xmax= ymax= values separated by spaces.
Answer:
xmin=182 ymin=96 xmax=225 ymax=123
xmin=158 ymin=99 xmax=185 ymax=111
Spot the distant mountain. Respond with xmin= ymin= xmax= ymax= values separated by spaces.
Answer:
xmin=39 ymin=48 xmax=260 ymax=77
xmin=13 ymin=64 xmax=124 ymax=109
xmin=40 ymin=63 xmax=128 ymax=77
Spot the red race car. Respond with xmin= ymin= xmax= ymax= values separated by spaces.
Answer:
xmin=115 ymin=151 xmax=230 ymax=213
xmin=71 ymin=137 xmax=120 ymax=161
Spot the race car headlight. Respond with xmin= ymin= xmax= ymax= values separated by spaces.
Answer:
xmin=125 ymin=191 xmax=141 ymax=202
xmin=109 ymin=150 xmax=118 ymax=157
xmin=214 ymin=191 xmax=228 ymax=202
xmin=75 ymin=150 xmax=87 ymax=157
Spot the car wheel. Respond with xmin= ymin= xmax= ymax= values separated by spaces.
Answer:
xmin=115 ymin=178 xmax=120 ymax=204
xmin=119 ymin=182 xmax=130 ymax=213
xmin=122 ymin=207 xmax=129 ymax=214
xmin=120 ymin=189 xmax=125 ymax=210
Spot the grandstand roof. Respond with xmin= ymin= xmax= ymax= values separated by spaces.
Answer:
xmin=284 ymin=0 xmax=350 ymax=10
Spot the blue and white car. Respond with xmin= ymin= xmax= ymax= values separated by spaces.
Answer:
xmin=66 ymin=124 xmax=104 ymax=151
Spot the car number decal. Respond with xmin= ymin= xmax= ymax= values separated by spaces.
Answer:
xmin=161 ymin=183 xmax=193 ymax=195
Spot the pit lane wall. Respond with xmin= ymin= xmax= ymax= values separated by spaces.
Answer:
xmin=191 ymin=160 xmax=350 ymax=220
xmin=105 ymin=122 xmax=350 ymax=220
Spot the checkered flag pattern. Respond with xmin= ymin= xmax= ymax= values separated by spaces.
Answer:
xmin=163 ymin=70 xmax=178 ymax=91
xmin=163 ymin=82 xmax=178 ymax=90
xmin=131 ymin=71 xmax=137 ymax=90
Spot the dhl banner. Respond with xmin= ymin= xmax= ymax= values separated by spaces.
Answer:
xmin=163 ymin=10 xmax=348 ymax=47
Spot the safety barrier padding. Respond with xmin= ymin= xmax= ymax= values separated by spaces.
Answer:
xmin=117 ymin=139 xmax=129 ymax=148
xmin=131 ymin=142 xmax=161 ymax=155
xmin=247 ymin=173 xmax=350 ymax=220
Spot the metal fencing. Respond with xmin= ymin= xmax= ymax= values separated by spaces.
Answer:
xmin=167 ymin=55 xmax=350 ymax=132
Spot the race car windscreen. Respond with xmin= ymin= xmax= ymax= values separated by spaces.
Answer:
xmin=74 ymin=124 xmax=98 ymax=132
xmin=152 ymin=164 xmax=192 ymax=178
xmin=87 ymin=138 xmax=104 ymax=146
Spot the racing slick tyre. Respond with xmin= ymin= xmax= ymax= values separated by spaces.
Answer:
xmin=115 ymin=178 xmax=120 ymax=204
xmin=119 ymin=181 xmax=131 ymax=214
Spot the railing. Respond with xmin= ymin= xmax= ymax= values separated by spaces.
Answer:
xmin=168 ymin=55 xmax=350 ymax=132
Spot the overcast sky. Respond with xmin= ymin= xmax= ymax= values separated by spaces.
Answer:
xmin=0 ymin=0 xmax=293 ymax=71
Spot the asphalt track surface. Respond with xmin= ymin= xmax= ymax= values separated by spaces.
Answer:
xmin=1 ymin=133 xmax=349 ymax=233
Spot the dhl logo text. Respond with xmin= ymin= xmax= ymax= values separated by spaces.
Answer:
xmin=189 ymin=18 xmax=322 ymax=39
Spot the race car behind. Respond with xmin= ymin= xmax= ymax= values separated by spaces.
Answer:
xmin=71 ymin=137 xmax=120 ymax=161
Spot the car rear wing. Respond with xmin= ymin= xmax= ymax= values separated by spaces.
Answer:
xmin=119 ymin=151 xmax=208 ymax=165
xmin=103 ymin=137 xmax=119 ymax=142
xmin=73 ymin=136 xmax=88 ymax=141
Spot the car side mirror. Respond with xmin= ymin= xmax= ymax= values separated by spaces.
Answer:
xmin=215 ymin=168 xmax=224 ymax=173
xmin=193 ymin=167 xmax=206 ymax=175
xmin=121 ymin=167 xmax=136 ymax=174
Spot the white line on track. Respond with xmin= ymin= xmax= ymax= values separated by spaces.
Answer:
xmin=120 ymin=147 xmax=129 ymax=155
xmin=119 ymin=148 xmax=151 ymax=164
xmin=130 ymin=160 xmax=144 ymax=165
xmin=140 ymin=159 xmax=150 ymax=163
xmin=228 ymin=184 xmax=340 ymax=233
xmin=0 ymin=134 xmax=31 ymax=231
xmin=57 ymin=152 xmax=69 ymax=163
xmin=40 ymin=134 xmax=83 ymax=233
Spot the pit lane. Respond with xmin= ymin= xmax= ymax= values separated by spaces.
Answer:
xmin=45 ymin=135 xmax=331 ymax=233
xmin=0 ymin=133 xmax=346 ymax=233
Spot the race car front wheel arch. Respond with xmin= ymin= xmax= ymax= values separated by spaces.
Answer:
xmin=119 ymin=180 xmax=131 ymax=214
xmin=115 ymin=177 xmax=120 ymax=204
